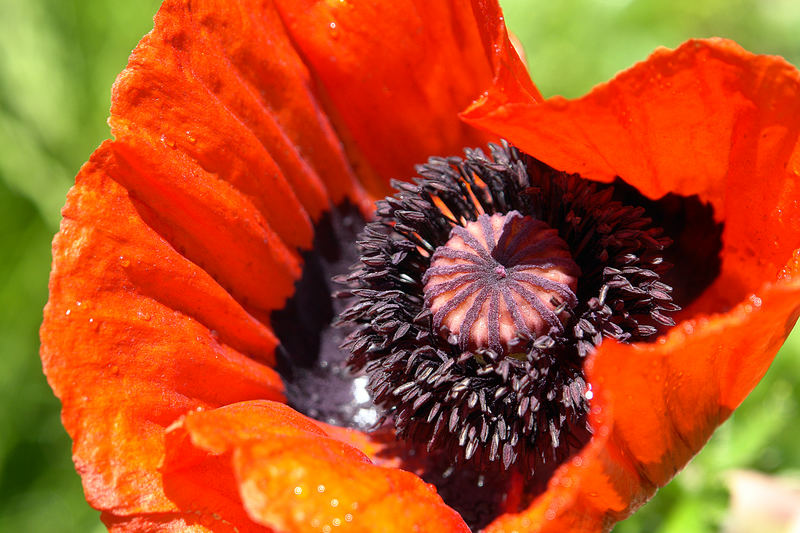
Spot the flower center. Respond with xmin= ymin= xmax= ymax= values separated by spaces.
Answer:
xmin=270 ymin=142 xmax=725 ymax=530
xmin=330 ymin=141 xmax=679 ymax=494
xmin=423 ymin=212 xmax=579 ymax=354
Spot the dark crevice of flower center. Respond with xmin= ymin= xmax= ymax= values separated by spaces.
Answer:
xmin=381 ymin=443 xmax=528 ymax=531
xmin=609 ymin=179 xmax=724 ymax=311
xmin=271 ymin=203 xmax=380 ymax=430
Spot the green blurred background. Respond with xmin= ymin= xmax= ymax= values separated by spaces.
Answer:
xmin=0 ymin=0 xmax=798 ymax=531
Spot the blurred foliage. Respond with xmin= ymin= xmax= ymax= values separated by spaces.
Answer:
xmin=501 ymin=0 xmax=800 ymax=98
xmin=0 ymin=0 xmax=797 ymax=531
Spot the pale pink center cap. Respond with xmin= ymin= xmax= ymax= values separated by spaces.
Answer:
xmin=422 ymin=211 xmax=579 ymax=354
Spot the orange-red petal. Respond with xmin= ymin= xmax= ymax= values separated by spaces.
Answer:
xmin=164 ymin=401 xmax=469 ymax=532
xmin=41 ymin=0 xmax=525 ymax=530
xmin=464 ymin=38 xmax=800 ymax=315
xmin=272 ymin=0 xmax=531 ymax=195
xmin=40 ymin=144 xmax=284 ymax=526
xmin=463 ymin=38 xmax=800 ymax=532
xmin=112 ymin=0 xmax=375 ymax=224
xmin=468 ymin=0 xmax=542 ymax=108
xmin=487 ymin=259 xmax=800 ymax=532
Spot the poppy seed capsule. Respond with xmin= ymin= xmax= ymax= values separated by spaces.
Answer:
xmin=423 ymin=212 xmax=579 ymax=354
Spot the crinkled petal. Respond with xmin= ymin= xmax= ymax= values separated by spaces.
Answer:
xmin=272 ymin=0 xmax=530 ymax=194
xmin=41 ymin=0 xmax=520 ymax=529
xmin=168 ymin=401 xmax=469 ymax=532
xmin=468 ymin=0 xmax=542 ymax=107
xmin=464 ymin=38 xmax=800 ymax=314
xmin=40 ymin=144 xmax=284 ymax=526
xmin=487 ymin=257 xmax=800 ymax=532
xmin=110 ymin=0 xmax=367 ymax=250
xmin=466 ymin=39 xmax=800 ymax=532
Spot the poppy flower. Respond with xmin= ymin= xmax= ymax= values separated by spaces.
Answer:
xmin=40 ymin=0 xmax=800 ymax=531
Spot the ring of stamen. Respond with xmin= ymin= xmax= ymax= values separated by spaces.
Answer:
xmin=336 ymin=141 xmax=678 ymax=483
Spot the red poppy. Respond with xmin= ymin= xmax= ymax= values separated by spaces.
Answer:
xmin=40 ymin=0 xmax=800 ymax=532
